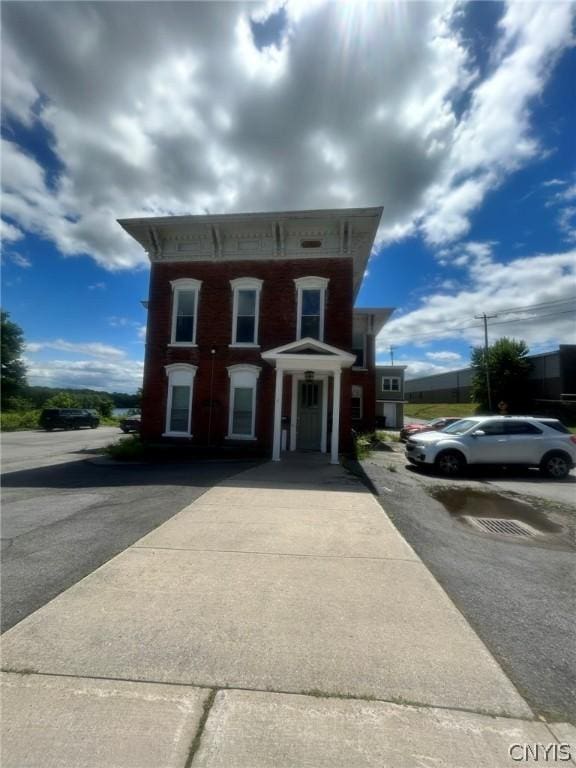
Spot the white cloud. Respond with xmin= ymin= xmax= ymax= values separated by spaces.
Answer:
xmin=88 ymin=282 xmax=106 ymax=291
xmin=25 ymin=339 xmax=126 ymax=359
xmin=377 ymin=247 xmax=576 ymax=352
xmin=1 ymin=1 xmax=573 ymax=268
xmin=24 ymin=356 xmax=144 ymax=392
xmin=380 ymin=358 xmax=458 ymax=381
xmin=426 ymin=351 xmax=462 ymax=362
xmin=0 ymin=218 xmax=24 ymax=243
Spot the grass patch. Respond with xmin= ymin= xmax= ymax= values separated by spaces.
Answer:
xmin=404 ymin=403 xmax=478 ymax=420
xmin=376 ymin=430 xmax=400 ymax=442
xmin=104 ymin=435 xmax=147 ymax=461
xmin=354 ymin=432 xmax=376 ymax=460
xmin=0 ymin=410 xmax=41 ymax=431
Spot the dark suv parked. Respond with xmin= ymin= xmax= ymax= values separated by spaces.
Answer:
xmin=39 ymin=408 xmax=100 ymax=431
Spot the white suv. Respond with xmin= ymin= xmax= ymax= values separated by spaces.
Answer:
xmin=405 ymin=416 xmax=576 ymax=478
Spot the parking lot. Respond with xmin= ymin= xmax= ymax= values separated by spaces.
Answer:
xmin=1 ymin=428 xmax=257 ymax=632
xmin=360 ymin=439 xmax=576 ymax=722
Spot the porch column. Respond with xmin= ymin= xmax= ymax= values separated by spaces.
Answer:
xmin=272 ymin=367 xmax=284 ymax=461
xmin=330 ymin=368 xmax=341 ymax=464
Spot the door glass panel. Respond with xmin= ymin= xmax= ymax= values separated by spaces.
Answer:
xmin=232 ymin=387 xmax=253 ymax=435
xmin=170 ymin=385 xmax=190 ymax=432
xmin=480 ymin=421 xmax=505 ymax=435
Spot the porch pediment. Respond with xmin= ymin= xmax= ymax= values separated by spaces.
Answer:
xmin=261 ymin=337 xmax=356 ymax=370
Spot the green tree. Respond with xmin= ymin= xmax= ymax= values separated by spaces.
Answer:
xmin=44 ymin=392 xmax=81 ymax=409
xmin=1 ymin=311 xmax=27 ymax=408
xmin=471 ymin=337 xmax=532 ymax=413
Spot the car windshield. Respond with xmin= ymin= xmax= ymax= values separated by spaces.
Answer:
xmin=441 ymin=419 xmax=478 ymax=435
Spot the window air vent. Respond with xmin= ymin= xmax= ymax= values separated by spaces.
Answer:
xmin=300 ymin=239 xmax=322 ymax=248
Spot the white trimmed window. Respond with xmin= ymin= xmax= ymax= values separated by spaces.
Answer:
xmin=170 ymin=278 xmax=202 ymax=345
xmin=351 ymin=385 xmax=363 ymax=420
xmin=230 ymin=278 xmax=263 ymax=346
xmin=382 ymin=377 xmax=400 ymax=392
xmin=227 ymin=364 xmax=261 ymax=440
xmin=164 ymin=364 xmax=197 ymax=436
xmin=294 ymin=276 xmax=328 ymax=341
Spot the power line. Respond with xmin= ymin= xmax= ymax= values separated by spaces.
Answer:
xmin=381 ymin=307 xmax=576 ymax=344
xmin=488 ymin=308 xmax=576 ymax=328
xmin=495 ymin=296 xmax=576 ymax=315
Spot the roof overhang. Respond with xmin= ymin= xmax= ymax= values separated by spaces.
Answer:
xmin=353 ymin=307 xmax=395 ymax=336
xmin=118 ymin=207 xmax=383 ymax=300
xmin=261 ymin=337 xmax=356 ymax=371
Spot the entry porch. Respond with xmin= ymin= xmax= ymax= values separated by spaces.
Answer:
xmin=261 ymin=338 xmax=356 ymax=464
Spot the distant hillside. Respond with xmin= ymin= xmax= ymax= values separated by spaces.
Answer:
xmin=24 ymin=386 xmax=140 ymax=409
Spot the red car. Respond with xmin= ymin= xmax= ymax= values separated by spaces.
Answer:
xmin=400 ymin=417 xmax=463 ymax=442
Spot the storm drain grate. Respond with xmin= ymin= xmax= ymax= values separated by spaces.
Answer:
xmin=464 ymin=517 xmax=538 ymax=538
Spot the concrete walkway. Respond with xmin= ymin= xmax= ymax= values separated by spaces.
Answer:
xmin=2 ymin=456 xmax=574 ymax=767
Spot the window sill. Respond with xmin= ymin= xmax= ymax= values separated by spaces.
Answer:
xmin=229 ymin=344 xmax=260 ymax=349
xmin=225 ymin=435 xmax=257 ymax=441
xmin=162 ymin=432 xmax=193 ymax=438
xmin=168 ymin=343 xmax=197 ymax=348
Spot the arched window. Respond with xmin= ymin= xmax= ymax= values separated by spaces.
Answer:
xmin=170 ymin=278 xmax=202 ymax=346
xmin=294 ymin=276 xmax=329 ymax=341
xmin=164 ymin=364 xmax=197 ymax=436
xmin=226 ymin=364 xmax=261 ymax=439
xmin=230 ymin=277 xmax=263 ymax=346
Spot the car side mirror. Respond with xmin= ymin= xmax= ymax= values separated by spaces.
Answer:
xmin=472 ymin=429 xmax=485 ymax=437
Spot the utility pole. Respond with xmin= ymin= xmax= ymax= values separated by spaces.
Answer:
xmin=389 ymin=345 xmax=395 ymax=366
xmin=474 ymin=313 xmax=497 ymax=411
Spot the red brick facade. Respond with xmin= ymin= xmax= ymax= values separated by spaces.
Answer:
xmin=141 ymin=256 xmax=375 ymax=454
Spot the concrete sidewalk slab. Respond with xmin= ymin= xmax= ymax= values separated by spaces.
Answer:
xmin=1 ymin=547 xmax=531 ymax=717
xmin=193 ymin=689 xmax=562 ymax=768
xmin=192 ymin=486 xmax=378 ymax=511
xmin=135 ymin=501 xmax=417 ymax=559
xmin=0 ymin=672 xmax=208 ymax=768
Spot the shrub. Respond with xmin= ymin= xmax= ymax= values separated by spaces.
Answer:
xmin=354 ymin=431 xmax=376 ymax=460
xmin=0 ymin=410 xmax=41 ymax=431
xmin=104 ymin=435 xmax=147 ymax=461
xmin=376 ymin=430 xmax=400 ymax=443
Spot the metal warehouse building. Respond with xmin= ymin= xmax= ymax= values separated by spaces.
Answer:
xmin=405 ymin=345 xmax=576 ymax=404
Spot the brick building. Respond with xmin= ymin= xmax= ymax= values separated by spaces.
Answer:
xmin=119 ymin=207 xmax=391 ymax=462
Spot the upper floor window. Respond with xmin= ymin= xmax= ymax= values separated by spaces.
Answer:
xmin=230 ymin=278 xmax=263 ymax=346
xmin=170 ymin=279 xmax=202 ymax=346
xmin=294 ymin=276 xmax=329 ymax=341
xmin=382 ymin=377 xmax=400 ymax=392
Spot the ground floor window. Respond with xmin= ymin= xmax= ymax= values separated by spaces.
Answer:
xmin=164 ymin=364 xmax=197 ymax=436
xmin=351 ymin=385 xmax=363 ymax=420
xmin=227 ymin=364 xmax=261 ymax=439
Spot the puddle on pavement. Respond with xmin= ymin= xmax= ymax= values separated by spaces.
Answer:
xmin=428 ymin=487 xmax=572 ymax=548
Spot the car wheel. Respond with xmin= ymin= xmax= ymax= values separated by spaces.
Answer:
xmin=540 ymin=452 xmax=571 ymax=480
xmin=435 ymin=450 xmax=465 ymax=476
xmin=91 ymin=423 xmax=98 ymax=429
xmin=121 ymin=427 xmax=129 ymax=433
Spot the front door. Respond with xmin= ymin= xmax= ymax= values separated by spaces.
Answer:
xmin=297 ymin=380 xmax=322 ymax=450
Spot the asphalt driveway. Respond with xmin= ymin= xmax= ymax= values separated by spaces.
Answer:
xmin=360 ymin=442 xmax=576 ymax=723
xmin=1 ymin=457 xmax=258 ymax=632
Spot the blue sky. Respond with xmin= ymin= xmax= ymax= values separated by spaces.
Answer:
xmin=1 ymin=1 xmax=575 ymax=391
